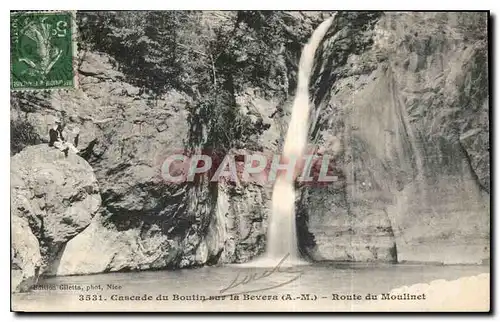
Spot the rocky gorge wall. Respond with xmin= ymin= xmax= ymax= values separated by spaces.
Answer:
xmin=11 ymin=11 xmax=489 ymax=291
xmin=300 ymin=12 xmax=489 ymax=264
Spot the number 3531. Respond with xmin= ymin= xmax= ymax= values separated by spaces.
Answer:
xmin=78 ymin=294 xmax=104 ymax=301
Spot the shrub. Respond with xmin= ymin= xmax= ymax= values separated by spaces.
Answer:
xmin=11 ymin=119 xmax=41 ymax=155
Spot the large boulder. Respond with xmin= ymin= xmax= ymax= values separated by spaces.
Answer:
xmin=11 ymin=145 xmax=101 ymax=287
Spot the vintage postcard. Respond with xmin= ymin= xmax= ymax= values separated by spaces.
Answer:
xmin=10 ymin=10 xmax=490 ymax=312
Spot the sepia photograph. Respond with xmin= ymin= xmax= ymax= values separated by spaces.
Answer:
xmin=10 ymin=10 xmax=490 ymax=312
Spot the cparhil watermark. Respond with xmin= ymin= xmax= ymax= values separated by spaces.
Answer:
xmin=156 ymin=149 xmax=340 ymax=186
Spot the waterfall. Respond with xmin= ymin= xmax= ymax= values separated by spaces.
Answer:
xmin=249 ymin=15 xmax=336 ymax=267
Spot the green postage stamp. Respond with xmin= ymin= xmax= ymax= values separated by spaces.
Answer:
xmin=10 ymin=11 xmax=77 ymax=91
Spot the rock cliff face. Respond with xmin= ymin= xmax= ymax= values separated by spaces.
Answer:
xmin=11 ymin=215 xmax=42 ymax=292
xmin=11 ymin=11 xmax=489 ymax=283
xmin=11 ymin=145 xmax=101 ymax=290
xmin=300 ymin=12 xmax=489 ymax=263
xmin=215 ymin=181 xmax=272 ymax=263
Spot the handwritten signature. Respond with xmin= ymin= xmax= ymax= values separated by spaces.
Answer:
xmin=218 ymin=253 xmax=305 ymax=297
